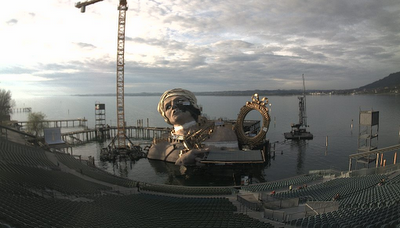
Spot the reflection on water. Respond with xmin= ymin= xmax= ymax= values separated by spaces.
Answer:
xmin=292 ymin=140 xmax=307 ymax=175
xmin=99 ymin=155 xmax=269 ymax=186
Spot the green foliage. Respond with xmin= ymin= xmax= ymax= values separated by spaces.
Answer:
xmin=27 ymin=112 xmax=48 ymax=137
xmin=360 ymin=71 xmax=400 ymax=90
xmin=0 ymin=89 xmax=14 ymax=122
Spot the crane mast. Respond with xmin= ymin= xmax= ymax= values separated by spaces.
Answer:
xmin=299 ymin=73 xmax=307 ymax=128
xmin=116 ymin=0 xmax=128 ymax=149
xmin=76 ymin=0 xmax=129 ymax=150
xmin=284 ymin=74 xmax=313 ymax=140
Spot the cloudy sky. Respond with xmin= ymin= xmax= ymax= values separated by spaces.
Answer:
xmin=1 ymin=0 xmax=399 ymax=98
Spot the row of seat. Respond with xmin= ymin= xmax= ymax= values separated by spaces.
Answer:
xmin=0 ymin=138 xmax=56 ymax=169
xmin=241 ymin=174 xmax=322 ymax=192
xmin=289 ymin=204 xmax=400 ymax=228
xmin=55 ymin=151 xmax=137 ymax=188
xmin=0 ymin=137 xmax=275 ymax=227
xmin=274 ymin=174 xmax=388 ymax=204
xmin=0 ymin=186 xmax=273 ymax=228
xmin=282 ymin=174 xmax=400 ymax=227
xmin=0 ymin=163 xmax=112 ymax=198
xmin=140 ymin=182 xmax=238 ymax=196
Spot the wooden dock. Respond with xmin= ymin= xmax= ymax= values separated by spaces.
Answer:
xmin=13 ymin=118 xmax=169 ymax=144
xmin=12 ymin=107 xmax=32 ymax=113
xmin=349 ymin=144 xmax=400 ymax=171
xmin=61 ymin=126 xmax=170 ymax=144
xmin=17 ymin=119 xmax=88 ymax=129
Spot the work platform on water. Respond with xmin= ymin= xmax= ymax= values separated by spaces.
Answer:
xmin=284 ymin=74 xmax=313 ymax=140
xmin=284 ymin=126 xmax=314 ymax=140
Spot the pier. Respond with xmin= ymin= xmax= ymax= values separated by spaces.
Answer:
xmin=17 ymin=119 xmax=88 ymax=129
xmin=12 ymin=107 xmax=32 ymax=113
xmin=61 ymin=126 xmax=170 ymax=144
xmin=13 ymin=118 xmax=169 ymax=145
xmin=349 ymin=144 xmax=400 ymax=171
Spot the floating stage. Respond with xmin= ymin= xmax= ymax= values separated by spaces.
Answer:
xmin=201 ymin=149 xmax=266 ymax=164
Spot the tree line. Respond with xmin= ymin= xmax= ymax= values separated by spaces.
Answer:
xmin=0 ymin=89 xmax=47 ymax=137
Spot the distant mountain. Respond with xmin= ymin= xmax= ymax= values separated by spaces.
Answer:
xmin=195 ymin=71 xmax=400 ymax=95
xmin=75 ymin=71 xmax=400 ymax=97
xmin=194 ymin=89 xmax=306 ymax=96
xmin=359 ymin=72 xmax=400 ymax=90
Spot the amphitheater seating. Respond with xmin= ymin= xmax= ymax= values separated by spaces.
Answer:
xmin=288 ymin=204 xmax=400 ymax=228
xmin=273 ymin=174 xmax=388 ymax=204
xmin=1 ymin=136 xmax=399 ymax=228
xmin=0 ymin=163 xmax=112 ymax=198
xmin=0 ymin=136 xmax=275 ymax=227
xmin=55 ymin=152 xmax=137 ymax=188
xmin=0 ymin=138 xmax=57 ymax=169
xmin=0 ymin=183 xmax=273 ymax=227
xmin=141 ymin=183 xmax=238 ymax=196
xmin=284 ymin=173 xmax=400 ymax=228
xmin=340 ymin=182 xmax=400 ymax=208
xmin=387 ymin=172 xmax=400 ymax=184
xmin=241 ymin=174 xmax=323 ymax=192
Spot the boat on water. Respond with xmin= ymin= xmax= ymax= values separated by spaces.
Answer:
xmin=284 ymin=74 xmax=313 ymax=140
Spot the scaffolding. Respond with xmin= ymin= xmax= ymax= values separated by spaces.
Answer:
xmin=355 ymin=110 xmax=379 ymax=167
xmin=358 ymin=110 xmax=379 ymax=153
xmin=95 ymin=102 xmax=106 ymax=130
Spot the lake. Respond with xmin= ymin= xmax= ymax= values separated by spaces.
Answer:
xmin=12 ymin=94 xmax=400 ymax=185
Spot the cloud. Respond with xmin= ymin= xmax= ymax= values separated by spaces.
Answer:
xmin=0 ymin=74 xmax=51 ymax=82
xmin=0 ymin=0 xmax=399 ymax=97
xmin=74 ymin=42 xmax=97 ymax=49
xmin=6 ymin=19 xmax=18 ymax=25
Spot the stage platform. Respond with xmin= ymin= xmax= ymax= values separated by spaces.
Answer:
xmin=201 ymin=150 xmax=265 ymax=164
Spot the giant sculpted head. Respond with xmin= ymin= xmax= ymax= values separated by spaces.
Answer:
xmin=157 ymin=88 xmax=201 ymax=125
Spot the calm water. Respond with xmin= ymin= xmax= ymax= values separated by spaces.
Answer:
xmin=12 ymin=95 xmax=400 ymax=185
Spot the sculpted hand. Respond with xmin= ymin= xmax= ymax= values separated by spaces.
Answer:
xmin=175 ymin=148 xmax=209 ymax=166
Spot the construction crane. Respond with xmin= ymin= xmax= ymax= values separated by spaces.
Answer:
xmin=284 ymin=74 xmax=313 ymax=140
xmin=76 ymin=0 xmax=145 ymax=160
xmin=75 ymin=0 xmax=104 ymax=13
xmin=115 ymin=0 xmax=128 ymax=150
